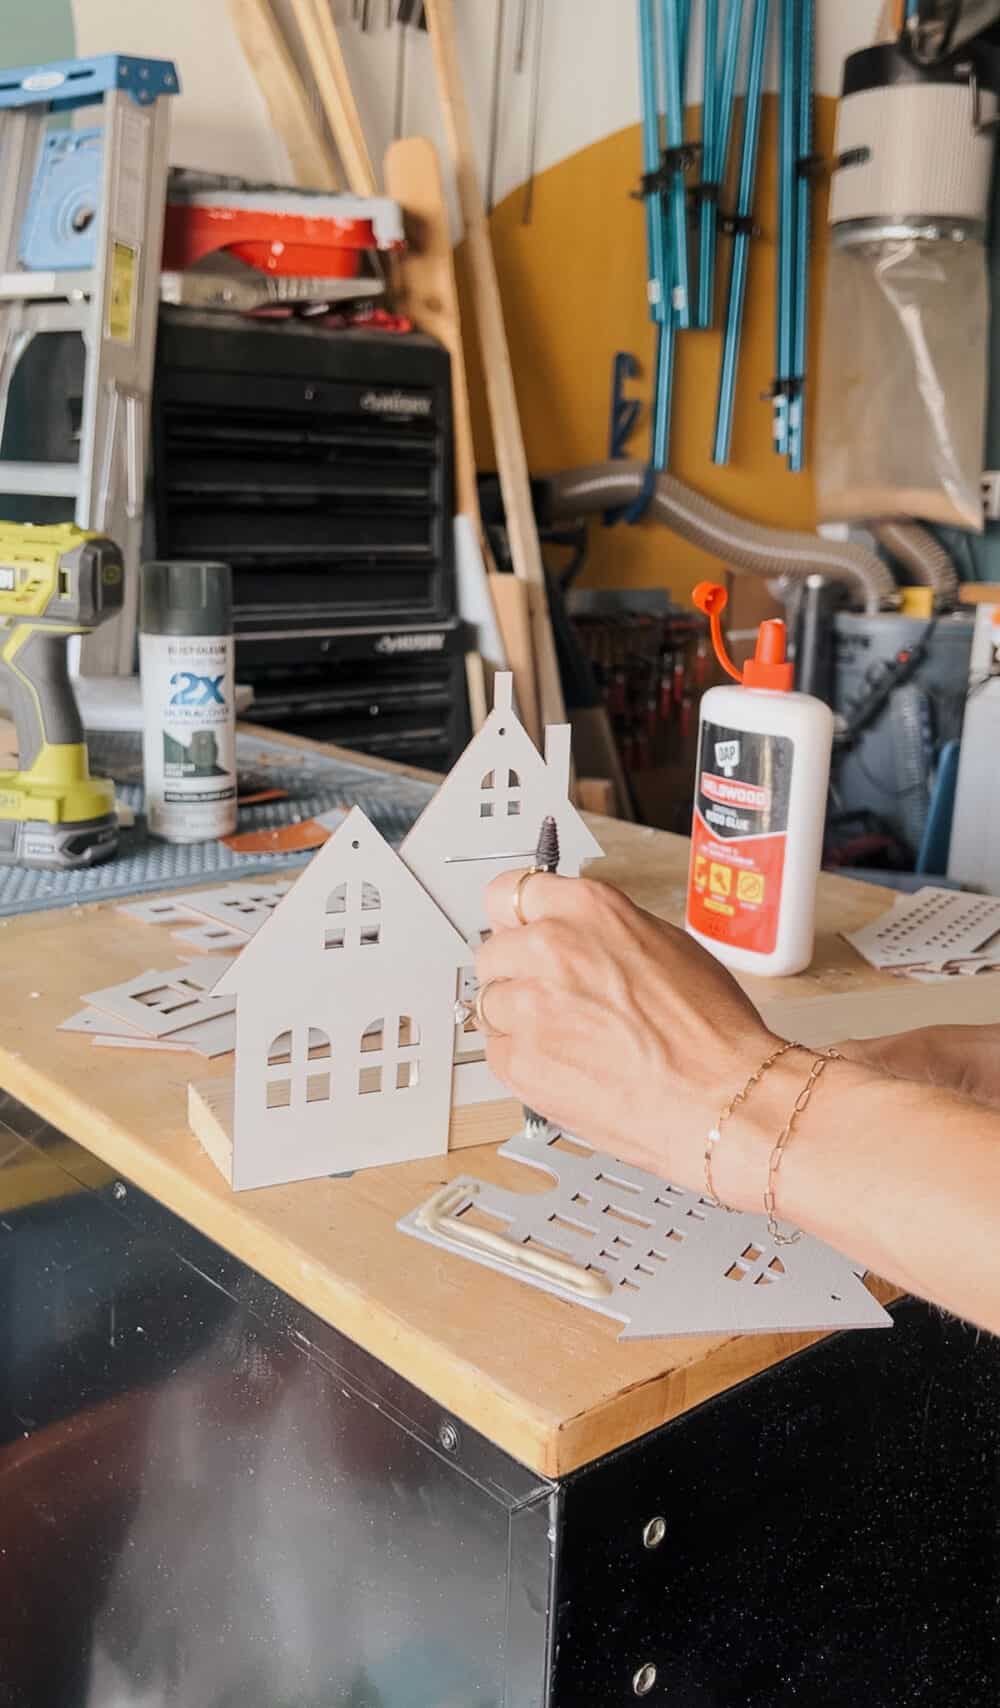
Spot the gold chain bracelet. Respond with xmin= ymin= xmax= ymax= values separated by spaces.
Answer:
xmin=764 ymin=1047 xmax=843 ymax=1244
xmin=704 ymin=1040 xmax=800 ymax=1211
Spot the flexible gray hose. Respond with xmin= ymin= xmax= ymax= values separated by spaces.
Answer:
xmin=870 ymin=520 xmax=960 ymax=608
xmin=547 ymin=460 xmax=899 ymax=613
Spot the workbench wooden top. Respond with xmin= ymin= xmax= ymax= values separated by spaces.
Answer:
xmin=2 ymin=730 xmax=999 ymax=1478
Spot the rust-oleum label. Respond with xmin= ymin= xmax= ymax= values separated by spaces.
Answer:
xmin=688 ymin=720 xmax=793 ymax=955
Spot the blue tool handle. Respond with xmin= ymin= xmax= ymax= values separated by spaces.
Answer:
xmin=637 ymin=0 xmax=669 ymax=326
xmin=774 ymin=0 xmax=797 ymax=457
xmin=788 ymin=0 xmax=815 ymax=473
xmin=660 ymin=0 xmax=691 ymax=328
xmin=696 ymin=0 xmax=719 ymax=328
xmin=712 ymin=0 xmax=770 ymax=464
xmin=714 ymin=0 xmax=745 ymax=188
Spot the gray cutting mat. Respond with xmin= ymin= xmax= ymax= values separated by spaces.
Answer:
xmin=0 ymin=731 xmax=435 ymax=918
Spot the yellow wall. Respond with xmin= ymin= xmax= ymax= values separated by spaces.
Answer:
xmin=457 ymin=93 xmax=838 ymax=604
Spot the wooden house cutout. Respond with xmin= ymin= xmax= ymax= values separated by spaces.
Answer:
xmin=399 ymin=672 xmax=604 ymax=944
xmin=203 ymin=807 xmax=468 ymax=1191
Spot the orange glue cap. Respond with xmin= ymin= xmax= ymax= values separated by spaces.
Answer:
xmin=692 ymin=581 xmax=794 ymax=693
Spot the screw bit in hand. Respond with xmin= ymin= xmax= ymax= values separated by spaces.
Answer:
xmin=523 ymin=816 xmax=560 ymax=1136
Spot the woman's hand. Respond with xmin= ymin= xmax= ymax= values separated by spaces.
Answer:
xmin=474 ymin=871 xmax=776 ymax=1193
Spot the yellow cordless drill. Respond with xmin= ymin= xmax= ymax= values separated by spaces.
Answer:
xmin=0 ymin=522 xmax=123 ymax=868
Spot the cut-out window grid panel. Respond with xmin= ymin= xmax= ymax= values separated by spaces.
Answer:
xmin=398 ymin=1129 xmax=892 ymax=1341
xmin=83 ymin=966 xmax=236 ymax=1039
xmin=324 ymin=880 xmax=382 ymax=949
xmin=479 ymin=767 xmax=521 ymax=820
xmin=844 ymin=887 xmax=1000 ymax=969
xmin=358 ymin=1015 xmax=421 ymax=1096
xmin=266 ymin=1027 xmax=332 ymax=1109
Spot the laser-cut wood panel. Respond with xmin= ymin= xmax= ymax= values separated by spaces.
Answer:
xmin=400 ymin=1128 xmax=892 ymax=1341
xmin=212 ymin=808 xmax=469 ymax=1190
xmin=400 ymin=673 xmax=603 ymax=943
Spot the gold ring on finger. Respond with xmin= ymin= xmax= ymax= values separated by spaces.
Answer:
xmin=512 ymin=867 xmax=538 ymax=928
xmin=473 ymin=977 xmax=507 ymax=1038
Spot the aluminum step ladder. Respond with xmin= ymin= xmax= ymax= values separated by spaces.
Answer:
xmin=0 ymin=54 xmax=179 ymax=674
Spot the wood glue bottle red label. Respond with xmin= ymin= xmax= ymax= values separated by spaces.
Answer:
xmin=685 ymin=584 xmax=833 ymax=978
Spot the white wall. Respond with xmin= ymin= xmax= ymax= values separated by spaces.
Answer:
xmin=73 ymin=0 xmax=885 ymax=216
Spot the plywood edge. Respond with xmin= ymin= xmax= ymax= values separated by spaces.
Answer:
xmin=545 ymin=1275 xmax=902 ymax=1477
xmin=188 ymin=1079 xmax=235 ymax=1184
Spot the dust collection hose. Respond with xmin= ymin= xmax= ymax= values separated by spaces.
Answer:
xmin=870 ymin=520 xmax=960 ymax=608
xmin=547 ymin=461 xmax=899 ymax=613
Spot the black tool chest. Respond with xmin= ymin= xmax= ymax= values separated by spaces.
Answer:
xmin=151 ymin=311 xmax=470 ymax=769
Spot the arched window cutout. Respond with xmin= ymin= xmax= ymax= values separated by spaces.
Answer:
xmin=324 ymin=881 xmax=381 ymax=948
xmin=306 ymin=1027 xmax=332 ymax=1103
xmin=357 ymin=1015 xmax=420 ymax=1094
xmin=361 ymin=1019 xmax=384 ymax=1053
xmin=481 ymin=767 xmax=523 ymax=820
xmin=266 ymin=1028 xmax=331 ymax=1108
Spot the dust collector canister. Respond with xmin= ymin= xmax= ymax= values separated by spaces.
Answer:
xmin=829 ymin=44 xmax=1000 ymax=235
xmin=140 ymin=559 xmax=237 ymax=843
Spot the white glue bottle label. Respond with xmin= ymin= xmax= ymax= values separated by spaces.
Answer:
xmin=140 ymin=561 xmax=237 ymax=843
xmin=685 ymin=582 xmax=833 ymax=979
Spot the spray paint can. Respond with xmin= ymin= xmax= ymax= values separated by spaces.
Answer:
xmin=140 ymin=560 xmax=237 ymax=842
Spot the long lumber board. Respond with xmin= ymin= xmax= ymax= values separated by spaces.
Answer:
xmin=423 ymin=0 xmax=566 ymax=733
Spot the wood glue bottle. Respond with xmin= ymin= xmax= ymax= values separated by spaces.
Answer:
xmin=686 ymin=582 xmax=833 ymax=977
xmin=140 ymin=560 xmax=237 ymax=842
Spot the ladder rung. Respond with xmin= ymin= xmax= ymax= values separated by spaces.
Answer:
xmin=0 ymin=270 xmax=95 ymax=302
xmin=0 ymin=462 xmax=80 ymax=497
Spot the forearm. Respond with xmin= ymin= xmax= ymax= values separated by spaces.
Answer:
xmin=842 ymin=1024 xmax=1000 ymax=1109
xmin=719 ymin=1054 xmax=1000 ymax=1333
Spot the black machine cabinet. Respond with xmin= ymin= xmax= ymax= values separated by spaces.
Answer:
xmin=1 ymin=1094 xmax=998 ymax=1708
xmin=152 ymin=312 xmax=456 ymax=633
xmin=150 ymin=313 xmax=471 ymax=769
xmin=238 ymin=618 xmax=472 ymax=772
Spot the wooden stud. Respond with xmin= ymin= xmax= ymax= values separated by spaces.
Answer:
xmin=226 ymin=0 xmax=340 ymax=190
xmin=423 ymin=0 xmax=566 ymax=732
xmin=287 ymin=0 xmax=379 ymax=196
xmin=385 ymin=135 xmax=481 ymax=528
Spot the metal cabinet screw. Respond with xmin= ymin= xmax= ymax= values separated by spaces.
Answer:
xmin=633 ymin=1662 xmax=658 ymax=1696
xmin=112 ymin=1181 xmax=127 ymax=1203
xmin=437 ymin=1420 xmax=460 ymax=1453
xmin=643 ymin=1516 xmax=666 ymax=1550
